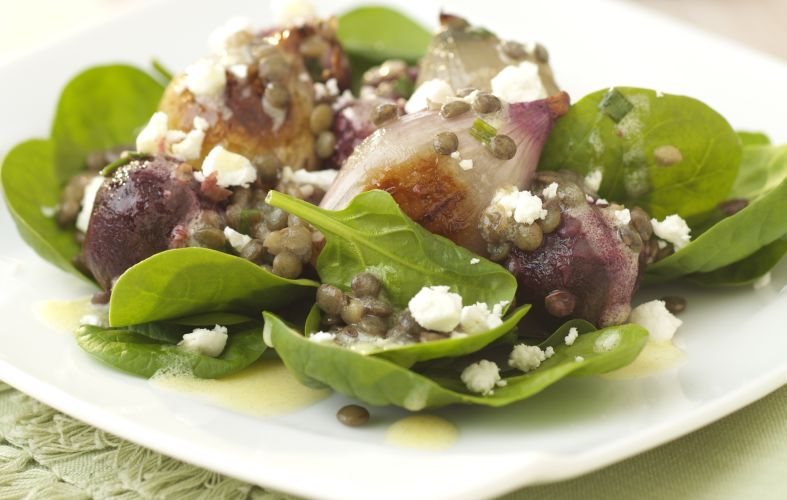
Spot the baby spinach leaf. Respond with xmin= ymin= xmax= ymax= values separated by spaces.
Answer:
xmin=266 ymin=190 xmax=517 ymax=310
xmin=687 ymin=237 xmax=787 ymax=287
xmin=109 ymin=248 xmax=318 ymax=327
xmin=304 ymin=304 xmax=531 ymax=368
xmin=729 ymin=143 xmax=787 ymax=202
xmin=737 ymin=131 xmax=770 ymax=146
xmin=539 ymin=87 xmax=741 ymax=221
xmin=168 ymin=311 xmax=255 ymax=327
xmin=265 ymin=312 xmax=647 ymax=410
xmin=338 ymin=6 xmax=430 ymax=65
xmin=645 ymin=176 xmax=787 ymax=283
xmin=76 ymin=322 xmax=265 ymax=379
xmin=51 ymin=65 xmax=164 ymax=182
xmin=0 ymin=139 xmax=91 ymax=282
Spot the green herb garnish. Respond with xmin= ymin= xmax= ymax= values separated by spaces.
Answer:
xmin=469 ymin=118 xmax=497 ymax=145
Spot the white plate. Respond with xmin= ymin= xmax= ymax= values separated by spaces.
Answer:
xmin=1 ymin=1 xmax=786 ymax=499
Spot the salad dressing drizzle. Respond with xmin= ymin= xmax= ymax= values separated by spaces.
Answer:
xmin=384 ymin=414 xmax=459 ymax=450
xmin=602 ymin=340 xmax=684 ymax=380
xmin=36 ymin=297 xmax=94 ymax=333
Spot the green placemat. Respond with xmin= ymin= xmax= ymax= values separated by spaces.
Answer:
xmin=0 ymin=381 xmax=784 ymax=499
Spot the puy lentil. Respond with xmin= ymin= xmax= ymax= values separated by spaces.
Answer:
xmin=455 ymin=87 xmax=477 ymax=98
xmin=489 ymin=134 xmax=517 ymax=160
xmin=316 ymin=284 xmax=346 ymax=315
xmin=315 ymin=131 xmax=337 ymax=159
xmin=557 ymin=182 xmax=586 ymax=206
xmin=272 ymin=250 xmax=302 ymax=278
xmin=472 ymin=93 xmax=501 ymax=114
xmin=239 ymin=239 xmax=266 ymax=262
xmin=264 ymin=82 xmax=291 ymax=108
xmin=300 ymin=36 xmax=329 ymax=58
xmin=264 ymin=206 xmax=288 ymax=231
xmin=193 ymin=227 xmax=226 ymax=249
xmin=372 ymin=103 xmax=398 ymax=126
xmin=284 ymin=224 xmax=314 ymax=261
xmin=440 ymin=100 xmax=471 ymax=119
xmin=263 ymin=229 xmax=286 ymax=255
xmin=225 ymin=204 xmax=243 ymax=229
xmin=357 ymin=315 xmax=388 ymax=337
xmin=618 ymin=225 xmax=644 ymax=253
xmin=538 ymin=203 xmax=561 ymax=233
xmin=341 ymin=298 xmax=366 ymax=325
xmin=255 ymin=154 xmax=282 ymax=184
xmin=501 ymin=40 xmax=528 ymax=60
xmin=661 ymin=296 xmax=687 ymax=314
xmin=433 ymin=132 xmax=459 ymax=155
xmin=351 ymin=272 xmax=381 ymax=297
xmin=258 ymin=55 xmax=289 ymax=83
xmin=532 ymin=42 xmax=549 ymax=63
xmin=629 ymin=207 xmax=653 ymax=241
xmin=361 ymin=297 xmax=393 ymax=317
xmin=337 ymin=404 xmax=369 ymax=427
xmin=718 ymin=198 xmax=748 ymax=216
xmin=309 ymin=104 xmax=334 ymax=134
xmin=512 ymin=223 xmax=543 ymax=251
xmin=488 ymin=242 xmax=512 ymax=261
xmin=544 ymin=289 xmax=576 ymax=317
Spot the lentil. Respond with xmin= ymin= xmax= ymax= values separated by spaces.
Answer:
xmin=661 ymin=296 xmax=687 ymax=314
xmin=258 ymin=55 xmax=289 ymax=83
xmin=264 ymin=82 xmax=291 ymax=109
xmin=629 ymin=206 xmax=653 ymax=241
xmin=264 ymin=207 xmax=288 ymax=230
xmin=193 ymin=227 xmax=226 ymax=249
xmin=489 ymin=134 xmax=517 ymax=160
xmin=472 ymin=92 xmax=501 ymax=114
xmin=532 ymin=43 xmax=549 ymax=63
xmin=351 ymin=272 xmax=382 ymax=297
xmin=618 ymin=225 xmax=644 ymax=253
xmin=315 ymin=131 xmax=337 ymax=159
xmin=372 ymin=103 xmax=398 ymax=126
xmin=316 ymin=284 xmax=346 ymax=315
xmin=337 ymin=404 xmax=370 ymax=427
xmin=718 ymin=198 xmax=748 ymax=216
xmin=358 ymin=315 xmax=388 ymax=337
xmin=300 ymin=36 xmax=329 ymax=58
xmin=440 ymin=100 xmax=471 ymax=119
xmin=341 ymin=298 xmax=366 ymax=325
xmin=272 ymin=250 xmax=302 ymax=278
xmin=544 ymin=289 xmax=576 ymax=317
xmin=538 ymin=203 xmax=561 ymax=233
xmin=512 ymin=223 xmax=543 ymax=251
xmin=433 ymin=132 xmax=459 ymax=155
xmin=239 ymin=239 xmax=266 ymax=262
xmin=501 ymin=40 xmax=527 ymax=60
xmin=455 ymin=87 xmax=477 ymax=98
xmin=361 ymin=297 xmax=393 ymax=317
xmin=310 ymin=104 xmax=334 ymax=134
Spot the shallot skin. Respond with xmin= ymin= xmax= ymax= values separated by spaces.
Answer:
xmin=321 ymin=93 xmax=569 ymax=255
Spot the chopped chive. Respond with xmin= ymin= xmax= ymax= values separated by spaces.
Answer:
xmin=599 ymin=88 xmax=634 ymax=123
xmin=238 ymin=209 xmax=260 ymax=235
xmin=469 ymin=118 xmax=497 ymax=145
xmin=151 ymin=58 xmax=174 ymax=83
xmin=100 ymin=152 xmax=149 ymax=177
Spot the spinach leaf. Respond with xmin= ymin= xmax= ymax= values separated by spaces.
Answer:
xmin=737 ymin=131 xmax=770 ymax=146
xmin=51 ymin=65 xmax=164 ymax=181
xmin=729 ymin=143 xmax=787 ymax=202
xmin=539 ymin=87 xmax=741 ymax=221
xmin=687 ymin=237 xmax=787 ymax=287
xmin=168 ymin=311 xmax=255 ymax=327
xmin=337 ymin=6 xmax=430 ymax=65
xmin=109 ymin=248 xmax=318 ymax=327
xmin=266 ymin=190 xmax=517 ymax=310
xmin=0 ymin=139 xmax=91 ymax=282
xmin=645 ymin=176 xmax=787 ymax=283
xmin=265 ymin=312 xmax=647 ymax=410
xmin=76 ymin=322 xmax=265 ymax=379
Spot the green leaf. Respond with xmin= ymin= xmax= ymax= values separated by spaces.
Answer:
xmin=737 ymin=131 xmax=771 ymax=146
xmin=645 ymin=176 xmax=787 ymax=283
xmin=539 ymin=87 xmax=741 ymax=221
xmin=76 ymin=322 xmax=265 ymax=379
xmin=337 ymin=6 xmax=431 ymax=65
xmin=266 ymin=190 xmax=517 ymax=309
xmin=0 ymin=139 xmax=91 ymax=282
xmin=109 ymin=248 xmax=318 ymax=327
xmin=687 ymin=237 xmax=787 ymax=287
xmin=51 ymin=65 xmax=164 ymax=182
xmin=265 ymin=312 xmax=647 ymax=410
xmin=729 ymin=144 xmax=787 ymax=202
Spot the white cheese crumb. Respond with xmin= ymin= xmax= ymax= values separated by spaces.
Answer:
xmin=309 ymin=331 xmax=336 ymax=343
xmin=596 ymin=198 xmax=609 ymax=205
xmin=170 ymin=117 xmax=209 ymax=161
xmin=408 ymin=286 xmax=463 ymax=333
xmin=200 ymin=146 xmax=257 ymax=187
xmin=325 ymin=78 xmax=339 ymax=96
xmin=75 ymin=176 xmax=105 ymax=233
xmin=136 ymin=112 xmax=169 ymax=155
xmin=228 ymin=64 xmax=248 ymax=79
xmin=490 ymin=61 xmax=547 ymax=103
xmin=450 ymin=151 xmax=461 ymax=160
xmin=651 ymin=214 xmax=691 ymax=250
xmin=585 ymin=169 xmax=603 ymax=191
xmin=470 ymin=258 xmax=480 ymax=265
xmin=564 ymin=327 xmax=579 ymax=346
xmin=460 ymin=360 xmax=500 ymax=395
xmin=544 ymin=346 xmax=555 ymax=358
xmin=405 ymin=79 xmax=454 ymax=113
xmin=271 ymin=0 xmax=316 ymax=26
xmin=185 ymin=58 xmax=227 ymax=98
xmin=496 ymin=379 xmax=508 ymax=387
xmin=79 ymin=314 xmax=107 ymax=327
xmin=629 ymin=300 xmax=683 ymax=342
xmin=459 ymin=302 xmax=503 ymax=334
xmin=542 ymin=182 xmax=558 ymax=200
xmin=281 ymin=166 xmax=338 ymax=191
xmin=492 ymin=186 xmax=547 ymax=224
xmin=223 ymin=227 xmax=251 ymax=252
xmin=753 ymin=272 xmax=772 ymax=290
xmin=492 ymin=301 xmax=509 ymax=317
xmin=574 ymin=355 xmax=585 ymax=362
xmin=178 ymin=325 xmax=228 ymax=357
xmin=459 ymin=159 xmax=474 ymax=170
xmin=614 ymin=208 xmax=631 ymax=226
xmin=594 ymin=330 xmax=621 ymax=352
xmin=40 ymin=205 xmax=57 ymax=218
xmin=509 ymin=344 xmax=546 ymax=373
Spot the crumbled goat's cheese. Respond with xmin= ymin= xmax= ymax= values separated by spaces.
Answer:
xmin=542 ymin=182 xmax=558 ymax=200
xmin=564 ymin=327 xmax=579 ymax=346
xmin=408 ymin=286 xmax=463 ymax=333
xmin=309 ymin=331 xmax=336 ymax=343
xmin=492 ymin=187 xmax=547 ymax=224
xmin=459 ymin=159 xmax=474 ymax=170
xmin=170 ymin=117 xmax=209 ymax=161
xmin=753 ymin=272 xmax=772 ymax=290
xmin=651 ymin=214 xmax=691 ymax=250
xmin=596 ymin=198 xmax=609 ymax=205
xmin=614 ymin=208 xmax=631 ymax=225
xmin=75 ymin=176 xmax=105 ymax=233
xmin=224 ymin=227 xmax=252 ymax=252
xmin=585 ymin=169 xmax=603 ymax=191
xmin=405 ymin=78 xmax=454 ymax=113
xmin=460 ymin=360 xmax=500 ymax=395
xmin=79 ymin=314 xmax=107 ymax=328
xmin=281 ymin=166 xmax=339 ymax=191
xmin=178 ymin=325 xmax=228 ymax=357
xmin=594 ymin=330 xmax=621 ymax=352
xmin=509 ymin=344 xmax=546 ymax=372
xmin=629 ymin=300 xmax=683 ymax=342
xmin=271 ymin=0 xmax=316 ymax=26
xmin=470 ymin=258 xmax=480 ymax=265
xmin=490 ymin=61 xmax=547 ymax=103
xmin=459 ymin=302 xmax=503 ymax=334
xmin=185 ymin=58 xmax=227 ymax=98
xmin=199 ymin=146 xmax=257 ymax=187
xmin=544 ymin=346 xmax=555 ymax=358
xmin=136 ymin=112 xmax=170 ymax=155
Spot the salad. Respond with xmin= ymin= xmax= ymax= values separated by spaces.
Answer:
xmin=2 ymin=4 xmax=785 ymax=413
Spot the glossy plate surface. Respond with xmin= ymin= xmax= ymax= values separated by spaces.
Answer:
xmin=1 ymin=1 xmax=786 ymax=499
